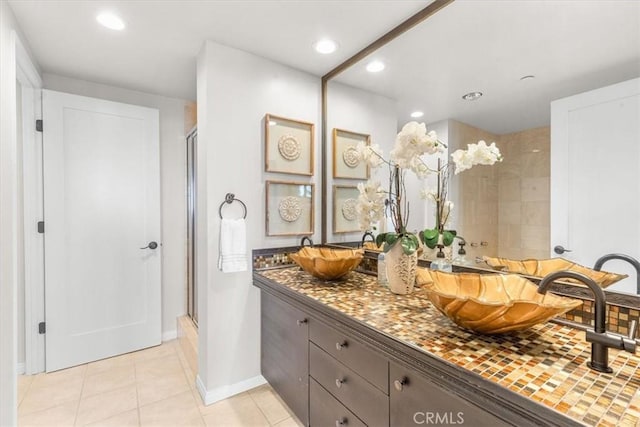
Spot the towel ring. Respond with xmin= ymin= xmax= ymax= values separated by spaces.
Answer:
xmin=219 ymin=193 xmax=247 ymax=219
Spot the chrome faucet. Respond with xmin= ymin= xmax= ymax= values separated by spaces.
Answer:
xmin=594 ymin=253 xmax=640 ymax=294
xmin=538 ymin=271 xmax=637 ymax=373
xmin=300 ymin=236 xmax=313 ymax=247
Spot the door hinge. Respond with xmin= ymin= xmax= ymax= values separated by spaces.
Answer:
xmin=37 ymin=221 xmax=44 ymax=233
xmin=38 ymin=322 xmax=46 ymax=334
xmin=36 ymin=119 xmax=43 ymax=132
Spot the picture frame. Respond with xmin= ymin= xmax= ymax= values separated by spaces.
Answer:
xmin=265 ymin=114 xmax=314 ymax=176
xmin=266 ymin=180 xmax=314 ymax=236
xmin=333 ymin=128 xmax=370 ymax=180
xmin=333 ymin=185 xmax=361 ymax=234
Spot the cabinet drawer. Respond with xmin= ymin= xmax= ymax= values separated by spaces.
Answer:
xmin=310 ymin=343 xmax=389 ymax=426
xmin=310 ymin=319 xmax=388 ymax=393
xmin=310 ymin=378 xmax=366 ymax=427
xmin=389 ymin=362 xmax=509 ymax=427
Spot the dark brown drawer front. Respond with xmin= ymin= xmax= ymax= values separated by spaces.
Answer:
xmin=310 ymin=319 xmax=388 ymax=393
xmin=310 ymin=343 xmax=389 ymax=427
xmin=310 ymin=378 xmax=366 ymax=427
xmin=389 ymin=362 xmax=510 ymax=427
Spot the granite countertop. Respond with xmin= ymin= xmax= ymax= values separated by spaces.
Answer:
xmin=255 ymin=267 xmax=640 ymax=427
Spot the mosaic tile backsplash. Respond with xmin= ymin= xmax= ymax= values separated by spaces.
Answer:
xmin=256 ymin=267 xmax=640 ymax=427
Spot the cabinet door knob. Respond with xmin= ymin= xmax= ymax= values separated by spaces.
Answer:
xmin=554 ymin=245 xmax=572 ymax=254
xmin=394 ymin=377 xmax=407 ymax=391
xmin=296 ymin=319 xmax=307 ymax=326
xmin=335 ymin=378 xmax=346 ymax=388
xmin=336 ymin=418 xmax=347 ymax=427
xmin=336 ymin=341 xmax=347 ymax=351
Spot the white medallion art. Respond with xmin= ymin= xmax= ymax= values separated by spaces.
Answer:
xmin=278 ymin=134 xmax=301 ymax=161
xmin=342 ymin=146 xmax=361 ymax=168
xmin=278 ymin=196 xmax=302 ymax=222
xmin=341 ymin=198 xmax=357 ymax=221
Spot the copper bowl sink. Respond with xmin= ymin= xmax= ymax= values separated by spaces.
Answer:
xmin=290 ymin=247 xmax=364 ymax=280
xmin=417 ymin=269 xmax=582 ymax=334
xmin=482 ymin=256 xmax=628 ymax=288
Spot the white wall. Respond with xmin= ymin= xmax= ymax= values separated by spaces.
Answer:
xmin=196 ymin=40 xmax=321 ymax=403
xmin=42 ymin=73 xmax=189 ymax=339
xmin=1 ymin=1 xmax=40 ymax=424
xmin=327 ymin=81 xmax=397 ymax=242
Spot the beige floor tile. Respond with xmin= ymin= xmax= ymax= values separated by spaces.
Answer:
xmin=30 ymin=364 xmax=86 ymax=389
xmin=17 ymin=375 xmax=34 ymax=406
xmin=139 ymin=390 xmax=203 ymax=426
xmin=248 ymin=385 xmax=290 ymax=425
xmin=82 ymin=364 xmax=136 ymax=398
xmin=86 ymin=353 xmax=135 ymax=377
xmin=273 ymin=417 xmax=304 ymax=427
xmin=19 ymin=377 xmax=83 ymax=415
xmin=133 ymin=341 xmax=178 ymax=362
xmin=75 ymin=384 xmax=138 ymax=426
xmin=137 ymin=370 xmax=191 ymax=407
xmin=135 ymin=353 xmax=184 ymax=383
xmin=200 ymin=392 xmax=269 ymax=426
xmin=85 ymin=408 xmax=139 ymax=427
xmin=17 ymin=400 xmax=78 ymax=427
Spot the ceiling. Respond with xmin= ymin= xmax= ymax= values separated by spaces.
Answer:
xmin=334 ymin=0 xmax=640 ymax=135
xmin=8 ymin=0 xmax=431 ymax=101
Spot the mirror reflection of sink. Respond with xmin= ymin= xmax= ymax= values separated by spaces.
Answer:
xmin=416 ymin=269 xmax=582 ymax=334
xmin=290 ymin=247 xmax=364 ymax=281
xmin=482 ymin=256 xmax=628 ymax=288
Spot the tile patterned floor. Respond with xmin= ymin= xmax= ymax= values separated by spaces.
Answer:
xmin=17 ymin=340 xmax=303 ymax=427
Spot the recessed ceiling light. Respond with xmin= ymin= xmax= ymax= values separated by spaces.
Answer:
xmin=520 ymin=75 xmax=536 ymax=81
xmin=410 ymin=111 xmax=424 ymax=118
xmin=96 ymin=12 xmax=125 ymax=31
xmin=313 ymin=39 xmax=338 ymax=54
xmin=462 ymin=91 xmax=483 ymax=101
xmin=366 ymin=60 xmax=385 ymax=73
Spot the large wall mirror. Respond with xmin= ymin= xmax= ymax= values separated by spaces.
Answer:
xmin=323 ymin=1 xmax=640 ymax=296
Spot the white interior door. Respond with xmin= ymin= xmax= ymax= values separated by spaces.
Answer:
xmin=43 ymin=89 xmax=161 ymax=372
xmin=551 ymin=78 xmax=640 ymax=294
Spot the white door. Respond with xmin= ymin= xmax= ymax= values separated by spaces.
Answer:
xmin=551 ymin=78 xmax=640 ymax=294
xmin=43 ymin=90 xmax=161 ymax=372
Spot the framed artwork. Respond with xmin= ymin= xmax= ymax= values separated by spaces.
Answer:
xmin=333 ymin=128 xmax=370 ymax=180
xmin=333 ymin=185 xmax=360 ymax=234
xmin=265 ymin=114 xmax=314 ymax=176
xmin=266 ymin=180 xmax=314 ymax=236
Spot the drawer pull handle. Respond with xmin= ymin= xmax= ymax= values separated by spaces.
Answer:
xmin=335 ymin=341 xmax=348 ymax=351
xmin=335 ymin=378 xmax=346 ymax=388
xmin=394 ymin=377 xmax=408 ymax=391
xmin=336 ymin=418 xmax=347 ymax=427
xmin=296 ymin=319 xmax=307 ymax=326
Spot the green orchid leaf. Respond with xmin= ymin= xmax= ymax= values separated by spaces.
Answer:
xmin=383 ymin=233 xmax=398 ymax=252
xmin=375 ymin=233 xmax=387 ymax=248
xmin=409 ymin=234 xmax=419 ymax=248
xmin=401 ymin=235 xmax=417 ymax=255
xmin=421 ymin=228 xmax=439 ymax=249
xmin=442 ymin=230 xmax=455 ymax=246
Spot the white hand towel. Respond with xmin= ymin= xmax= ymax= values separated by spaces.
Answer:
xmin=218 ymin=218 xmax=248 ymax=273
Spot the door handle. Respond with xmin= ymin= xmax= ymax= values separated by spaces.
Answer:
xmin=554 ymin=245 xmax=572 ymax=255
xmin=140 ymin=241 xmax=158 ymax=250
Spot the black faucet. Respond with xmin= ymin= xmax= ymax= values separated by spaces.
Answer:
xmin=361 ymin=231 xmax=375 ymax=247
xmin=594 ymin=253 xmax=640 ymax=294
xmin=538 ymin=271 xmax=637 ymax=373
xmin=300 ymin=236 xmax=313 ymax=247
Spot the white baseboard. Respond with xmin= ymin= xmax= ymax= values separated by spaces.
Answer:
xmin=196 ymin=374 xmax=267 ymax=406
xmin=16 ymin=362 xmax=25 ymax=375
xmin=162 ymin=330 xmax=177 ymax=342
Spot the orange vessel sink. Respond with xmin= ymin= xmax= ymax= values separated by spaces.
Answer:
xmin=417 ymin=269 xmax=582 ymax=334
xmin=290 ymin=247 xmax=364 ymax=281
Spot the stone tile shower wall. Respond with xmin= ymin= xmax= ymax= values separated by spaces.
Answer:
xmin=497 ymin=127 xmax=551 ymax=260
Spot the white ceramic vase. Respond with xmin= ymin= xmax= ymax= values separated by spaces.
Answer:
xmin=385 ymin=242 xmax=418 ymax=295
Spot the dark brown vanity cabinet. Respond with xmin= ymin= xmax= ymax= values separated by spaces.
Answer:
xmin=389 ymin=362 xmax=508 ymax=427
xmin=261 ymin=292 xmax=309 ymax=425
